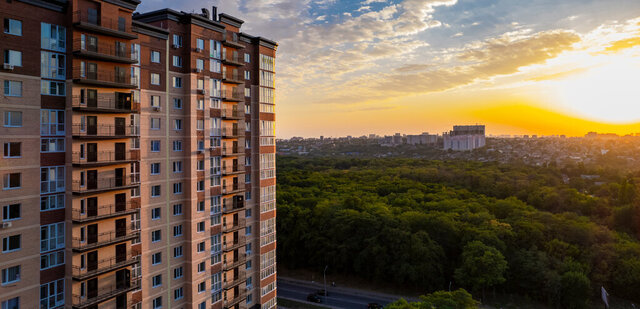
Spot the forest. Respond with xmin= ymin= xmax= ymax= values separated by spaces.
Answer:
xmin=275 ymin=156 xmax=640 ymax=308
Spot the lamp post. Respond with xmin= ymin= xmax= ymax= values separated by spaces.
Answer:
xmin=323 ymin=265 xmax=329 ymax=297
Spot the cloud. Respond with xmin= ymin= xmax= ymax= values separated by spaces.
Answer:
xmin=601 ymin=36 xmax=640 ymax=53
xmin=362 ymin=0 xmax=387 ymax=4
xmin=527 ymin=67 xmax=590 ymax=81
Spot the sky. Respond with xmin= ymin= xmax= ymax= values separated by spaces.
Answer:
xmin=137 ymin=0 xmax=640 ymax=138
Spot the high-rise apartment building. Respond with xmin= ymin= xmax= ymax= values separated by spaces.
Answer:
xmin=0 ymin=1 xmax=277 ymax=308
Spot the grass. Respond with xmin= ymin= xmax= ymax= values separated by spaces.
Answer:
xmin=278 ymin=297 xmax=332 ymax=309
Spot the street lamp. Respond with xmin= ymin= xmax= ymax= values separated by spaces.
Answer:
xmin=323 ymin=265 xmax=329 ymax=297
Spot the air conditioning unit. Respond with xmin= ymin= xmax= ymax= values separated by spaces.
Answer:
xmin=3 ymin=63 xmax=14 ymax=70
xmin=209 ymin=146 xmax=215 ymax=150
xmin=198 ymin=89 xmax=206 ymax=95
xmin=1 ymin=222 xmax=12 ymax=229
xmin=197 ymin=150 xmax=204 ymax=154
xmin=172 ymin=43 xmax=180 ymax=48
xmin=152 ymin=106 xmax=161 ymax=112
xmin=196 ymin=68 xmax=202 ymax=73
xmin=195 ymin=47 xmax=202 ymax=52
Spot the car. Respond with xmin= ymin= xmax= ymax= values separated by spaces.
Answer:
xmin=368 ymin=303 xmax=383 ymax=309
xmin=316 ymin=289 xmax=329 ymax=296
xmin=307 ymin=294 xmax=322 ymax=303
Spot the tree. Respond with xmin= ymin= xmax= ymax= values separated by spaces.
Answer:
xmin=559 ymin=271 xmax=591 ymax=309
xmin=385 ymin=289 xmax=478 ymax=309
xmin=454 ymin=241 xmax=508 ymax=300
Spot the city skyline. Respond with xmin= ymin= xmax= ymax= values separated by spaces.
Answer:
xmin=139 ymin=0 xmax=640 ymax=138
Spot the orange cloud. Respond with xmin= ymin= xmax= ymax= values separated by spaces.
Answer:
xmin=601 ymin=36 xmax=640 ymax=53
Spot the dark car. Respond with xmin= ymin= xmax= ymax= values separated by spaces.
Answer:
xmin=307 ymin=294 xmax=322 ymax=303
xmin=316 ymin=289 xmax=329 ymax=296
xmin=368 ymin=303 xmax=383 ymax=309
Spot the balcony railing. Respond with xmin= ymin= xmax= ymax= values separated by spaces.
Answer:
xmin=72 ymin=150 xmax=138 ymax=166
xmin=223 ymin=288 xmax=249 ymax=309
xmin=221 ymin=89 xmax=244 ymax=102
xmin=72 ymin=124 xmax=140 ymax=138
xmin=72 ymin=40 xmax=135 ymax=63
xmin=222 ymin=218 xmax=246 ymax=233
xmin=222 ymin=53 xmax=244 ymax=66
xmin=72 ymin=10 xmax=137 ymax=40
xmin=222 ymin=236 xmax=246 ymax=252
xmin=223 ymin=271 xmax=247 ymax=290
xmin=72 ymin=224 xmax=140 ymax=251
xmin=223 ymin=198 xmax=244 ymax=213
xmin=72 ymin=254 xmax=140 ymax=280
xmin=72 ymin=200 xmax=139 ymax=222
xmin=222 ymin=128 xmax=242 ymax=138
xmin=222 ymin=147 xmax=244 ymax=156
xmin=72 ymin=174 xmax=140 ymax=193
xmin=222 ymin=165 xmax=244 ymax=175
xmin=222 ymin=34 xmax=244 ymax=49
xmin=72 ymin=68 xmax=136 ymax=89
xmin=221 ymin=108 xmax=244 ymax=119
xmin=222 ymin=182 xmax=244 ymax=195
xmin=72 ymin=94 xmax=137 ymax=113
xmin=222 ymin=72 xmax=244 ymax=84
xmin=72 ymin=278 xmax=141 ymax=309
xmin=223 ymin=253 xmax=247 ymax=270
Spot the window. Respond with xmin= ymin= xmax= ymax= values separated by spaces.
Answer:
xmin=40 ymin=250 xmax=64 ymax=270
xmin=173 ymin=140 xmax=182 ymax=151
xmin=198 ymin=281 xmax=206 ymax=293
xmin=3 ymin=142 xmax=20 ymax=158
xmin=3 ymin=80 xmax=22 ymax=97
xmin=197 ymin=119 xmax=204 ymax=130
xmin=199 ymin=302 xmax=206 ymax=309
xmin=41 ymin=222 xmax=64 ymax=252
xmin=210 ymin=40 xmax=221 ymax=58
xmin=172 ymin=76 xmax=182 ymax=88
xmin=210 ymin=59 xmax=221 ymax=73
xmin=3 ymin=173 xmax=20 ymax=190
xmin=153 ymin=296 xmax=162 ymax=309
xmin=41 ymin=80 xmax=66 ymax=96
xmin=174 ymin=266 xmax=183 ymax=279
xmin=211 ymin=234 xmax=221 ymax=255
xmin=210 ymin=79 xmax=221 ymax=97
xmin=197 ymin=221 xmax=205 ymax=232
xmin=246 ymin=260 xmax=252 ymax=270
xmin=1 ymin=297 xmax=19 ymax=309
xmin=2 ymin=204 xmax=20 ymax=221
xmin=151 ymin=230 xmax=161 ymax=242
xmin=245 ymin=209 xmax=252 ymax=218
xmin=198 ymin=261 xmax=205 ymax=272
xmin=197 ymin=180 xmax=205 ymax=192
xmin=244 ymin=70 xmax=250 ymax=80
xmin=40 ymin=109 xmax=64 ymax=136
xmin=245 ymin=87 xmax=251 ymax=97
xmin=173 ymin=98 xmax=182 ymax=109
xmin=173 ymin=34 xmax=182 ymax=47
xmin=172 ymin=161 xmax=183 ymax=173
xmin=151 ymin=163 xmax=160 ymax=175
xmin=151 ymin=185 xmax=161 ymax=197
xmin=41 ymin=23 xmax=66 ymax=52
xmin=39 ymin=278 xmax=63 ymax=308
xmin=2 ymin=235 xmax=20 ymax=253
xmin=151 ymin=207 xmax=161 ymax=219
xmin=196 ymin=58 xmax=204 ymax=70
xmin=245 ymin=226 xmax=252 ymax=236
xmin=173 ymin=204 xmax=183 ymax=216
xmin=151 ymin=50 xmax=160 ymax=63
xmin=247 ymin=294 xmax=253 ymax=304
xmin=4 ymin=50 xmax=22 ymax=66
xmin=150 ymin=95 xmax=161 ymax=108
xmin=197 ymin=241 xmax=205 ymax=252
xmin=40 ymin=166 xmax=64 ymax=194
xmin=151 ymin=140 xmax=161 ymax=152
xmin=260 ymin=54 xmax=275 ymax=71
xmin=211 ymin=271 xmax=222 ymax=292
xmin=245 ymin=173 xmax=251 ymax=184
xmin=173 ymin=225 xmax=183 ymax=237
xmin=173 ymin=182 xmax=182 ymax=194
xmin=152 ymin=252 xmax=162 ymax=265
xmin=244 ymin=53 xmax=250 ymax=63
xmin=172 ymin=55 xmax=182 ymax=67
xmin=197 ymin=201 xmax=205 ymax=212
xmin=150 ymin=73 xmax=160 ymax=85
xmin=173 ymin=246 xmax=183 ymax=258
xmin=174 ymin=119 xmax=182 ymax=130
xmin=41 ymin=51 xmax=65 ymax=79
xmin=4 ymin=19 xmax=22 ymax=36
xmin=40 ymin=194 xmax=64 ymax=212
xmin=1 ymin=265 xmax=20 ymax=285
xmin=174 ymin=287 xmax=184 ymax=300
xmin=197 ymin=38 xmax=205 ymax=50
xmin=152 ymin=274 xmax=162 ymax=287
xmin=3 ymin=111 xmax=21 ymax=127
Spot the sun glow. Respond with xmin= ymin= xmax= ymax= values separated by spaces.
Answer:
xmin=550 ymin=53 xmax=640 ymax=123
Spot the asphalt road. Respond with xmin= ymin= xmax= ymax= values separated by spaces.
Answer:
xmin=278 ymin=280 xmax=398 ymax=309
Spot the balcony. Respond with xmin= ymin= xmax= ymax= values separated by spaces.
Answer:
xmin=72 ymin=124 xmax=139 ymax=139
xmin=222 ymin=165 xmax=245 ymax=176
xmin=222 ymin=36 xmax=244 ymax=49
xmin=222 ymin=218 xmax=246 ymax=233
xmin=72 ymin=10 xmax=137 ymax=40
xmin=223 ymin=236 xmax=246 ymax=252
xmin=222 ymin=72 xmax=244 ymax=84
xmin=73 ymin=68 xmax=137 ymax=89
xmin=72 ymin=254 xmax=140 ymax=281
xmin=72 ymin=201 xmax=140 ymax=223
xmin=223 ymin=271 xmax=247 ymax=290
xmin=223 ymin=197 xmax=244 ymax=214
xmin=222 ymin=128 xmax=243 ymax=138
xmin=73 ymin=40 xmax=136 ymax=64
xmin=72 ymin=278 xmax=141 ymax=309
xmin=222 ymin=147 xmax=244 ymax=157
xmin=72 ymin=93 xmax=138 ymax=113
xmin=221 ymin=89 xmax=244 ymax=102
xmin=222 ymin=54 xmax=244 ymax=66
xmin=72 ymin=224 xmax=140 ymax=252
xmin=72 ymin=174 xmax=140 ymax=195
xmin=221 ymin=108 xmax=244 ymax=120
xmin=223 ymin=253 xmax=247 ymax=271
xmin=72 ymin=150 xmax=138 ymax=167
xmin=223 ymin=288 xmax=249 ymax=309
xmin=222 ymin=182 xmax=244 ymax=195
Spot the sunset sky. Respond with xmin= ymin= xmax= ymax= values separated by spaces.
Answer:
xmin=138 ymin=0 xmax=640 ymax=138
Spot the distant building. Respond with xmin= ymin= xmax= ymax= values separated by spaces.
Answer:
xmin=443 ymin=125 xmax=486 ymax=151
xmin=407 ymin=132 xmax=438 ymax=145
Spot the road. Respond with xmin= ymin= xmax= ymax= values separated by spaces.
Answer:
xmin=278 ymin=278 xmax=409 ymax=309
